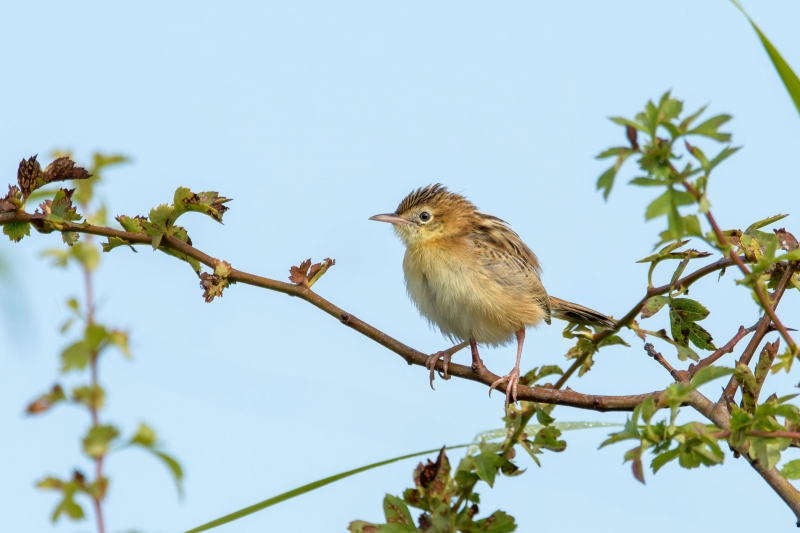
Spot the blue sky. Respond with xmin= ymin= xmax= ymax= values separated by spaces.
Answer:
xmin=2 ymin=1 xmax=800 ymax=531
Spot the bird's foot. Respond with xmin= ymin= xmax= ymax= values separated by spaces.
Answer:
xmin=489 ymin=366 xmax=521 ymax=408
xmin=426 ymin=350 xmax=453 ymax=389
xmin=470 ymin=339 xmax=486 ymax=373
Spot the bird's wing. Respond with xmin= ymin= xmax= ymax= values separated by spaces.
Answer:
xmin=468 ymin=217 xmax=552 ymax=321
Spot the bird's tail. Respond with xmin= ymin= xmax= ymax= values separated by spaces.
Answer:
xmin=549 ymin=296 xmax=616 ymax=329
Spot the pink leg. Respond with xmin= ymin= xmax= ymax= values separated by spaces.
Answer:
xmin=489 ymin=329 xmax=525 ymax=408
xmin=470 ymin=338 xmax=485 ymax=372
xmin=425 ymin=341 xmax=469 ymax=389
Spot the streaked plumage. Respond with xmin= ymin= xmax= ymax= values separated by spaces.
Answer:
xmin=370 ymin=184 xmax=615 ymax=406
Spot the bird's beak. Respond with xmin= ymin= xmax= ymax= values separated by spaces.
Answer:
xmin=369 ymin=213 xmax=412 ymax=226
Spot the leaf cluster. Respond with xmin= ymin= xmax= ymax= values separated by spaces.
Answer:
xmin=349 ymin=402 xmax=570 ymax=532
xmin=597 ymin=91 xmax=735 ymax=247
xmin=601 ymin=367 xmax=734 ymax=483
xmin=348 ymin=447 xmax=517 ymax=533
xmin=104 ymin=186 xmax=231 ymax=273
xmin=730 ymin=395 xmax=800 ymax=471
xmin=562 ymin=323 xmax=628 ymax=376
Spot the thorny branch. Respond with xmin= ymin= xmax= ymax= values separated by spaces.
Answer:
xmin=644 ymin=343 xmax=800 ymax=524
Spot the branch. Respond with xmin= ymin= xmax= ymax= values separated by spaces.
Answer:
xmin=684 ymin=180 xmax=797 ymax=355
xmin=644 ymin=342 xmax=800 ymax=524
xmin=689 ymin=323 xmax=758 ymax=376
xmin=554 ymin=256 xmax=737 ymax=388
xmin=720 ymin=262 xmax=798 ymax=400
xmin=644 ymin=342 xmax=688 ymax=382
xmin=2 ymin=211 xmax=665 ymax=413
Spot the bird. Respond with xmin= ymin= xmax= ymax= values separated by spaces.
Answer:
xmin=370 ymin=184 xmax=616 ymax=407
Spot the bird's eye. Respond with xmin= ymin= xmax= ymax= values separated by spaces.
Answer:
xmin=419 ymin=211 xmax=431 ymax=222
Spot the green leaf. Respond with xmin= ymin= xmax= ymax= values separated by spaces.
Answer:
xmin=151 ymin=449 xmax=184 ymax=497
xmin=670 ymin=299 xmax=716 ymax=351
xmin=596 ymin=146 xmax=630 ymax=159
xmin=102 ymin=236 xmax=137 ymax=253
xmin=130 ymin=422 xmax=157 ymax=447
xmin=72 ymin=384 xmax=105 ymax=410
xmin=609 ymin=116 xmax=646 ymax=132
xmin=645 ymin=190 xmax=672 ymax=221
xmin=108 ymin=329 xmax=131 ymax=358
xmin=651 ymin=448 xmax=681 ymax=473
xmin=116 ymin=214 xmax=146 ymax=233
xmin=61 ymin=340 xmax=92 ymax=372
xmin=50 ymin=488 xmax=85 ymax=522
xmin=82 ymin=424 xmax=120 ymax=458
xmin=640 ymin=295 xmax=669 ymax=319
xmin=600 ymin=417 xmax=642 ymax=448
xmin=644 ymin=189 xmax=695 ymax=221
xmin=596 ymin=165 xmax=618 ymax=200
xmin=3 ymin=221 xmax=30 ymax=242
xmin=520 ymin=365 xmax=563 ymax=386
xmin=532 ymin=426 xmax=566 ymax=452
xmin=690 ymin=366 xmax=735 ymax=388
xmin=707 ymin=146 xmax=741 ymax=172
xmin=630 ymin=177 xmax=665 ymax=187
xmin=382 ymin=494 xmax=415 ymax=529
xmin=780 ymin=459 xmax=800 ymax=479
xmin=183 ymin=444 xmax=470 ymax=533
xmin=472 ymin=443 xmax=504 ymax=487
xmin=745 ymin=213 xmax=789 ymax=234
xmin=772 ymin=347 xmax=798 ymax=374
xmin=670 ymin=298 xmax=710 ymax=322
xmin=679 ymin=104 xmax=708 ymax=132
xmin=687 ymin=114 xmax=732 ymax=142
xmin=750 ymin=436 xmax=789 ymax=471
xmin=161 ymin=247 xmax=202 ymax=273
xmin=676 ymin=344 xmax=699 ymax=362
xmin=47 ymin=189 xmax=83 ymax=223
xmin=141 ymin=204 xmax=173 ymax=249
xmin=474 ymin=510 xmax=517 ymax=533
xmin=173 ymin=187 xmax=232 ymax=223
xmin=731 ymin=0 xmax=800 ymax=118
xmin=685 ymin=322 xmax=716 ymax=351
xmin=637 ymin=239 xmax=691 ymax=263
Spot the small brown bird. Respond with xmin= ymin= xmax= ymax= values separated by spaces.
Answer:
xmin=370 ymin=184 xmax=615 ymax=407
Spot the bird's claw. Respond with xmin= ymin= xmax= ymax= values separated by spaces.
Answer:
xmin=489 ymin=367 xmax=521 ymax=408
xmin=426 ymin=351 xmax=452 ymax=389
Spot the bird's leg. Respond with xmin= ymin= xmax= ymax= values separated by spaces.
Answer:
xmin=426 ymin=340 xmax=469 ymax=389
xmin=470 ymin=338 xmax=485 ymax=372
xmin=489 ymin=329 xmax=525 ymax=408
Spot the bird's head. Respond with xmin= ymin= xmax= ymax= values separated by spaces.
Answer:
xmin=369 ymin=184 xmax=477 ymax=247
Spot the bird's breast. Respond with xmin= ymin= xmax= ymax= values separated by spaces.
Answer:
xmin=402 ymin=241 xmax=547 ymax=346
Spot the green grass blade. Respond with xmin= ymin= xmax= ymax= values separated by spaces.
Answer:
xmin=731 ymin=1 xmax=800 ymax=117
xmin=183 ymin=420 xmax=617 ymax=532
xmin=182 ymin=444 xmax=469 ymax=533
xmin=474 ymin=421 xmax=622 ymax=442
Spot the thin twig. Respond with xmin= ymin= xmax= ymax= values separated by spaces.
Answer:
xmin=82 ymin=232 xmax=106 ymax=533
xmin=689 ymin=324 xmax=758 ymax=376
xmin=554 ymin=257 xmax=738 ymax=389
xmin=644 ymin=343 xmax=688 ymax=382
xmin=684 ymin=181 xmax=797 ymax=355
xmin=720 ymin=262 xmax=798 ymax=400
xmin=711 ymin=430 xmax=800 ymax=440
